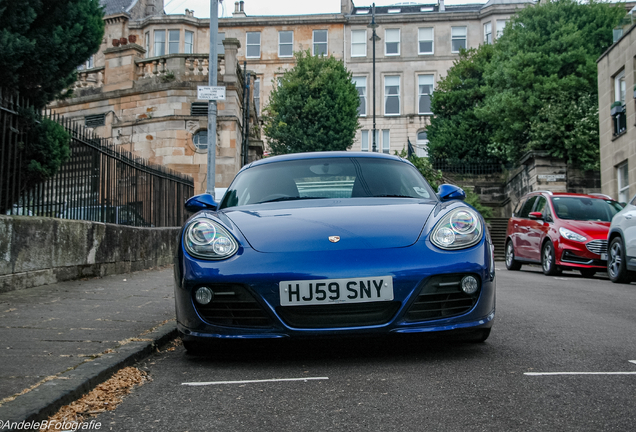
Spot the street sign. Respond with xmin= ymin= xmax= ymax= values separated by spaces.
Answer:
xmin=197 ymin=86 xmax=226 ymax=100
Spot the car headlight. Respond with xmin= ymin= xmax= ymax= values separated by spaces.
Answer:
xmin=559 ymin=227 xmax=587 ymax=242
xmin=184 ymin=219 xmax=238 ymax=260
xmin=431 ymin=208 xmax=483 ymax=250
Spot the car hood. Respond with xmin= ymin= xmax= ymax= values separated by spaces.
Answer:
xmin=563 ymin=220 xmax=610 ymax=240
xmin=222 ymin=198 xmax=437 ymax=253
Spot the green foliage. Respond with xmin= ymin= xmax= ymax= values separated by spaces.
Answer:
xmin=0 ymin=0 xmax=104 ymax=108
xmin=395 ymin=149 xmax=493 ymax=218
xmin=476 ymin=0 xmax=624 ymax=165
xmin=263 ymin=50 xmax=360 ymax=155
xmin=427 ymin=0 xmax=623 ymax=170
xmin=427 ymin=43 xmax=500 ymax=163
xmin=463 ymin=188 xmax=493 ymax=219
xmin=19 ymin=108 xmax=71 ymax=185
xmin=395 ymin=149 xmax=443 ymax=189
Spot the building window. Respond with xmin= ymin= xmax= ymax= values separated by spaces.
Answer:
xmin=217 ymin=32 xmax=225 ymax=55
xmin=77 ymin=55 xmax=94 ymax=70
xmin=613 ymin=70 xmax=627 ymax=136
xmin=496 ymin=20 xmax=509 ymax=39
xmin=168 ymin=30 xmax=180 ymax=54
xmin=85 ymin=113 xmax=106 ymax=128
xmin=145 ymin=32 xmax=150 ymax=58
xmin=352 ymin=76 xmax=366 ymax=116
xmin=185 ymin=31 xmax=194 ymax=54
xmin=451 ymin=27 xmax=467 ymax=53
xmin=484 ymin=22 xmax=492 ymax=44
xmin=193 ymin=130 xmax=208 ymax=153
xmin=385 ymin=29 xmax=400 ymax=56
xmin=154 ymin=30 xmax=166 ymax=56
xmin=246 ymin=32 xmax=260 ymax=58
xmin=618 ymin=162 xmax=629 ymax=203
xmin=313 ymin=30 xmax=328 ymax=56
xmin=351 ymin=29 xmax=367 ymax=57
xmin=418 ymin=28 xmax=434 ymax=55
xmin=416 ymin=131 xmax=429 ymax=157
xmin=418 ymin=74 xmax=434 ymax=114
xmin=279 ymin=31 xmax=293 ymax=57
xmin=384 ymin=75 xmax=400 ymax=116
xmin=361 ymin=130 xmax=369 ymax=151
xmin=254 ymin=78 xmax=260 ymax=116
xmin=382 ymin=130 xmax=390 ymax=154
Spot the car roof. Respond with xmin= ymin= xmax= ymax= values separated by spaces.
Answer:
xmin=526 ymin=191 xmax=616 ymax=201
xmin=246 ymin=151 xmax=406 ymax=169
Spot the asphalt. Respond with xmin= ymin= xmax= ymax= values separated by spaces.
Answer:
xmin=0 ymin=266 xmax=177 ymax=426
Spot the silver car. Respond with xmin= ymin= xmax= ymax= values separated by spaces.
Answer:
xmin=607 ymin=195 xmax=636 ymax=283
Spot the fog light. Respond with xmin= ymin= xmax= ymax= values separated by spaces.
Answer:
xmin=195 ymin=286 xmax=213 ymax=304
xmin=461 ymin=276 xmax=478 ymax=295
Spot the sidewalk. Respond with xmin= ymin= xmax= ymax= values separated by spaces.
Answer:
xmin=0 ymin=266 xmax=177 ymax=425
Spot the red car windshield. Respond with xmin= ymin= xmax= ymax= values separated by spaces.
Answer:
xmin=552 ymin=197 xmax=623 ymax=222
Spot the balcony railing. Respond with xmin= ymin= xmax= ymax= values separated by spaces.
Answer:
xmin=612 ymin=103 xmax=626 ymax=137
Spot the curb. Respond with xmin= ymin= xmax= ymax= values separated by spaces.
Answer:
xmin=0 ymin=321 xmax=177 ymax=430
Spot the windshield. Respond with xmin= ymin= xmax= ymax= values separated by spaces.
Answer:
xmin=552 ymin=197 xmax=623 ymax=222
xmin=220 ymin=157 xmax=435 ymax=209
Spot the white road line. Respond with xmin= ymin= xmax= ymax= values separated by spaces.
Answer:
xmin=525 ymin=372 xmax=636 ymax=376
xmin=182 ymin=377 xmax=329 ymax=386
xmin=630 ymin=360 xmax=636 ymax=365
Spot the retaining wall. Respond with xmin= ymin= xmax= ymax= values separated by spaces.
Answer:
xmin=0 ymin=215 xmax=181 ymax=293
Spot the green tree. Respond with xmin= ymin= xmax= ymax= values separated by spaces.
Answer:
xmin=0 ymin=0 xmax=102 ymax=212
xmin=427 ymin=43 xmax=499 ymax=163
xmin=263 ymin=50 xmax=360 ymax=155
xmin=476 ymin=0 xmax=624 ymax=167
xmin=0 ymin=0 xmax=104 ymax=107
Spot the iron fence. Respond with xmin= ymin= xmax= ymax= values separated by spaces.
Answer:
xmin=1 ymin=89 xmax=194 ymax=227
xmin=430 ymin=158 xmax=506 ymax=175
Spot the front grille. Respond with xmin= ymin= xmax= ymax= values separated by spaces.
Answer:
xmin=193 ymin=284 xmax=273 ymax=328
xmin=561 ymin=250 xmax=605 ymax=266
xmin=276 ymin=302 xmax=401 ymax=329
xmin=403 ymin=274 xmax=480 ymax=322
xmin=586 ymin=240 xmax=607 ymax=255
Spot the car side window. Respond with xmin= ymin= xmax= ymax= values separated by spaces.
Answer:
xmin=512 ymin=199 xmax=523 ymax=217
xmin=630 ymin=195 xmax=636 ymax=206
xmin=534 ymin=196 xmax=547 ymax=214
xmin=518 ymin=196 xmax=538 ymax=218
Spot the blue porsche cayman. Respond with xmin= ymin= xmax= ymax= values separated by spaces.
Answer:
xmin=174 ymin=152 xmax=495 ymax=351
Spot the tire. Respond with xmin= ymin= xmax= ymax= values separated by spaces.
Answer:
xmin=183 ymin=339 xmax=207 ymax=355
xmin=505 ymin=240 xmax=522 ymax=270
xmin=541 ymin=241 xmax=560 ymax=276
xmin=465 ymin=328 xmax=491 ymax=343
xmin=608 ymin=237 xmax=633 ymax=284
xmin=579 ymin=269 xmax=596 ymax=278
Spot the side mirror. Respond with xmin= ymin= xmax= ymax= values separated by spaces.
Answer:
xmin=529 ymin=211 xmax=544 ymax=220
xmin=438 ymin=184 xmax=466 ymax=201
xmin=185 ymin=193 xmax=218 ymax=213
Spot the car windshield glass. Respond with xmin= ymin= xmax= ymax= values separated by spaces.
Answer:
xmin=219 ymin=157 xmax=435 ymax=209
xmin=552 ymin=197 xmax=623 ymax=222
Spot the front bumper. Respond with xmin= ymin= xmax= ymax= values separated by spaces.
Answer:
xmin=175 ymin=239 xmax=495 ymax=341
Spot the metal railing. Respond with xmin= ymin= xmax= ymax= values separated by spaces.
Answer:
xmin=1 ymin=89 xmax=194 ymax=227
xmin=430 ymin=158 xmax=506 ymax=175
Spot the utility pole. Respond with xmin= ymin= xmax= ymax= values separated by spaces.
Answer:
xmin=206 ymin=0 xmax=219 ymax=196
xmin=368 ymin=3 xmax=379 ymax=152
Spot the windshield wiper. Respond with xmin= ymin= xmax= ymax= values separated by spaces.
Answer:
xmin=257 ymin=196 xmax=327 ymax=204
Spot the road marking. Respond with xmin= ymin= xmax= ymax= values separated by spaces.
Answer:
xmin=525 ymin=372 xmax=636 ymax=376
xmin=630 ymin=360 xmax=636 ymax=365
xmin=182 ymin=377 xmax=329 ymax=386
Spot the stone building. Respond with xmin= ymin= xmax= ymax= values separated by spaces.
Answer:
xmin=50 ymin=0 xmax=532 ymax=193
xmin=598 ymin=12 xmax=636 ymax=203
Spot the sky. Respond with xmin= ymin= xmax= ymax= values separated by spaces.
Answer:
xmin=163 ymin=0 xmax=488 ymax=18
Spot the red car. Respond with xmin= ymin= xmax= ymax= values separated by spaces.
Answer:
xmin=505 ymin=191 xmax=623 ymax=277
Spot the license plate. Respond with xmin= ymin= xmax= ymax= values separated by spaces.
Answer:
xmin=279 ymin=276 xmax=394 ymax=306
xmin=601 ymin=253 xmax=607 ymax=260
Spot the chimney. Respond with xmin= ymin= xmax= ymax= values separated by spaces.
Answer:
xmin=232 ymin=0 xmax=246 ymax=17
xmin=439 ymin=0 xmax=445 ymax=12
xmin=341 ymin=0 xmax=353 ymax=15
